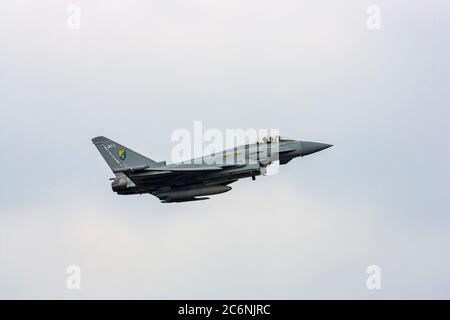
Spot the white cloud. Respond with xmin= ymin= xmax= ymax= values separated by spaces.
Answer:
xmin=1 ymin=182 xmax=449 ymax=299
xmin=1 ymin=0 xmax=449 ymax=299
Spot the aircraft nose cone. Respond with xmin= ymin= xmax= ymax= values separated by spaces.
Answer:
xmin=300 ymin=141 xmax=333 ymax=156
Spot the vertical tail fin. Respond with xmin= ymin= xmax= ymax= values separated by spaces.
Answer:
xmin=92 ymin=136 xmax=157 ymax=172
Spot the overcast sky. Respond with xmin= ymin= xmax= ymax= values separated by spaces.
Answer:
xmin=1 ymin=0 xmax=449 ymax=299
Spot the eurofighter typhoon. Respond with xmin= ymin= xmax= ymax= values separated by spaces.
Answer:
xmin=92 ymin=136 xmax=332 ymax=203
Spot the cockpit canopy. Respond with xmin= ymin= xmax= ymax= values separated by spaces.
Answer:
xmin=257 ymin=135 xmax=293 ymax=143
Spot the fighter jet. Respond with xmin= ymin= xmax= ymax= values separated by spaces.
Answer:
xmin=92 ymin=136 xmax=332 ymax=203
